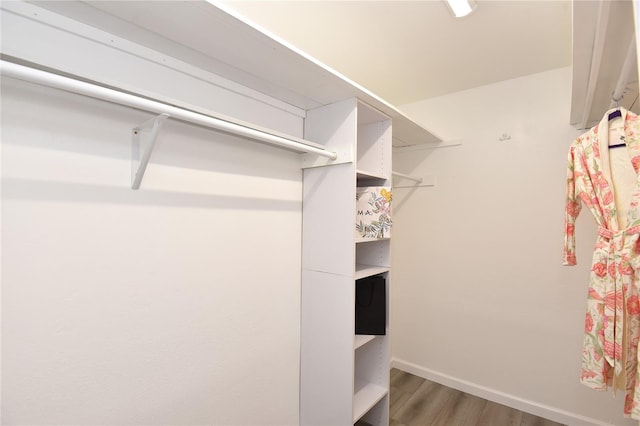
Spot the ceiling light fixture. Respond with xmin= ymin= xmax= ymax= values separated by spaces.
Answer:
xmin=445 ymin=0 xmax=477 ymax=18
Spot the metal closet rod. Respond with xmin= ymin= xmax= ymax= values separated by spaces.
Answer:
xmin=392 ymin=171 xmax=422 ymax=183
xmin=0 ymin=60 xmax=338 ymax=160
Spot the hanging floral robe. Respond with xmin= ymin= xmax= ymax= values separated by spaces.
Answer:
xmin=564 ymin=107 xmax=640 ymax=418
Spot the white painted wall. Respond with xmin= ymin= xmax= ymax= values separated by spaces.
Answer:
xmin=392 ymin=67 xmax=635 ymax=426
xmin=1 ymin=75 xmax=302 ymax=425
xmin=1 ymin=5 xmax=303 ymax=424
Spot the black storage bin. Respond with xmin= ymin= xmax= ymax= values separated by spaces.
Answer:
xmin=355 ymin=274 xmax=386 ymax=335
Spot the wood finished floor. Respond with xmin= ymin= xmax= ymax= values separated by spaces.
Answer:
xmin=389 ymin=369 xmax=566 ymax=426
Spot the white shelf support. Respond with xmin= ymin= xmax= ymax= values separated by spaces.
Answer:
xmin=131 ymin=113 xmax=169 ymax=190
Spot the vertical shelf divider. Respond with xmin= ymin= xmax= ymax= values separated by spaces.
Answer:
xmin=301 ymin=97 xmax=392 ymax=426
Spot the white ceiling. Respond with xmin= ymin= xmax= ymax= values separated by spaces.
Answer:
xmin=217 ymin=0 xmax=573 ymax=106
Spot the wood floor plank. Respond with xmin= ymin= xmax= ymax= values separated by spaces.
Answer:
xmin=392 ymin=380 xmax=439 ymax=425
xmin=521 ymin=412 xmax=565 ymax=426
xmin=390 ymin=368 xmax=425 ymax=394
xmin=393 ymin=381 xmax=456 ymax=426
xmin=390 ymin=385 xmax=413 ymax=417
xmin=430 ymin=390 xmax=488 ymax=426
xmin=388 ymin=371 xmax=567 ymax=426
xmin=391 ymin=367 xmax=402 ymax=381
xmin=427 ymin=390 xmax=462 ymax=426
xmin=476 ymin=400 xmax=524 ymax=426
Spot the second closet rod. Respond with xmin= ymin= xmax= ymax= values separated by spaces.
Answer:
xmin=0 ymin=60 xmax=338 ymax=160
xmin=392 ymin=171 xmax=423 ymax=183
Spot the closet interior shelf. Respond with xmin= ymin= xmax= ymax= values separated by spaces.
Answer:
xmin=0 ymin=60 xmax=339 ymax=188
xmin=357 ymin=169 xmax=388 ymax=181
xmin=353 ymin=382 xmax=387 ymax=424
xmin=354 ymin=334 xmax=376 ymax=350
xmin=355 ymin=264 xmax=390 ymax=280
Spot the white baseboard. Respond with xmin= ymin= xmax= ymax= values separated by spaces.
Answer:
xmin=390 ymin=358 xmax=612 ymax=426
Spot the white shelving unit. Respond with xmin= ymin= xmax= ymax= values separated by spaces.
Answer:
xmin=302 ymin=98 xmax=392 ymax=425
xmin=4 ymin=3 xmax=442 ymax=425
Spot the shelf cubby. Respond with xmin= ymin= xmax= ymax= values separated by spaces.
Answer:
xmin=354 ymin=336 xmax=389 ymax=425
xmin=357 ymin=101 xmax=391 ymax=182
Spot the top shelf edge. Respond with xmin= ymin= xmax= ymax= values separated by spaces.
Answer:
xmin=206 ymin=2 xmax=443 ymax=146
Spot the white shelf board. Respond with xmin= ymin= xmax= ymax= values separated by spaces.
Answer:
xmin=353 ymin=382 xmax=388 ymax=423
xmin=356 ymin=237 xmax=391 ymax=244
xmin=354 ymin=334 xmax=377 ymax=350
xmin=356 ymin=169 xmax=388 ymax=181
xmin=50 ymin=1 xmax=442 ymax=147
xmin=355 ymin=264 xmax=389 ymax=280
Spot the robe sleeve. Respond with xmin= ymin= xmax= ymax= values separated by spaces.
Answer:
xmin=563 ymin=145 xmax=581 ymax=266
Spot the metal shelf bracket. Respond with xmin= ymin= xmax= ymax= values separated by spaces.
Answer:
xmin=131 ymin=113 xmax=169 ymax=190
